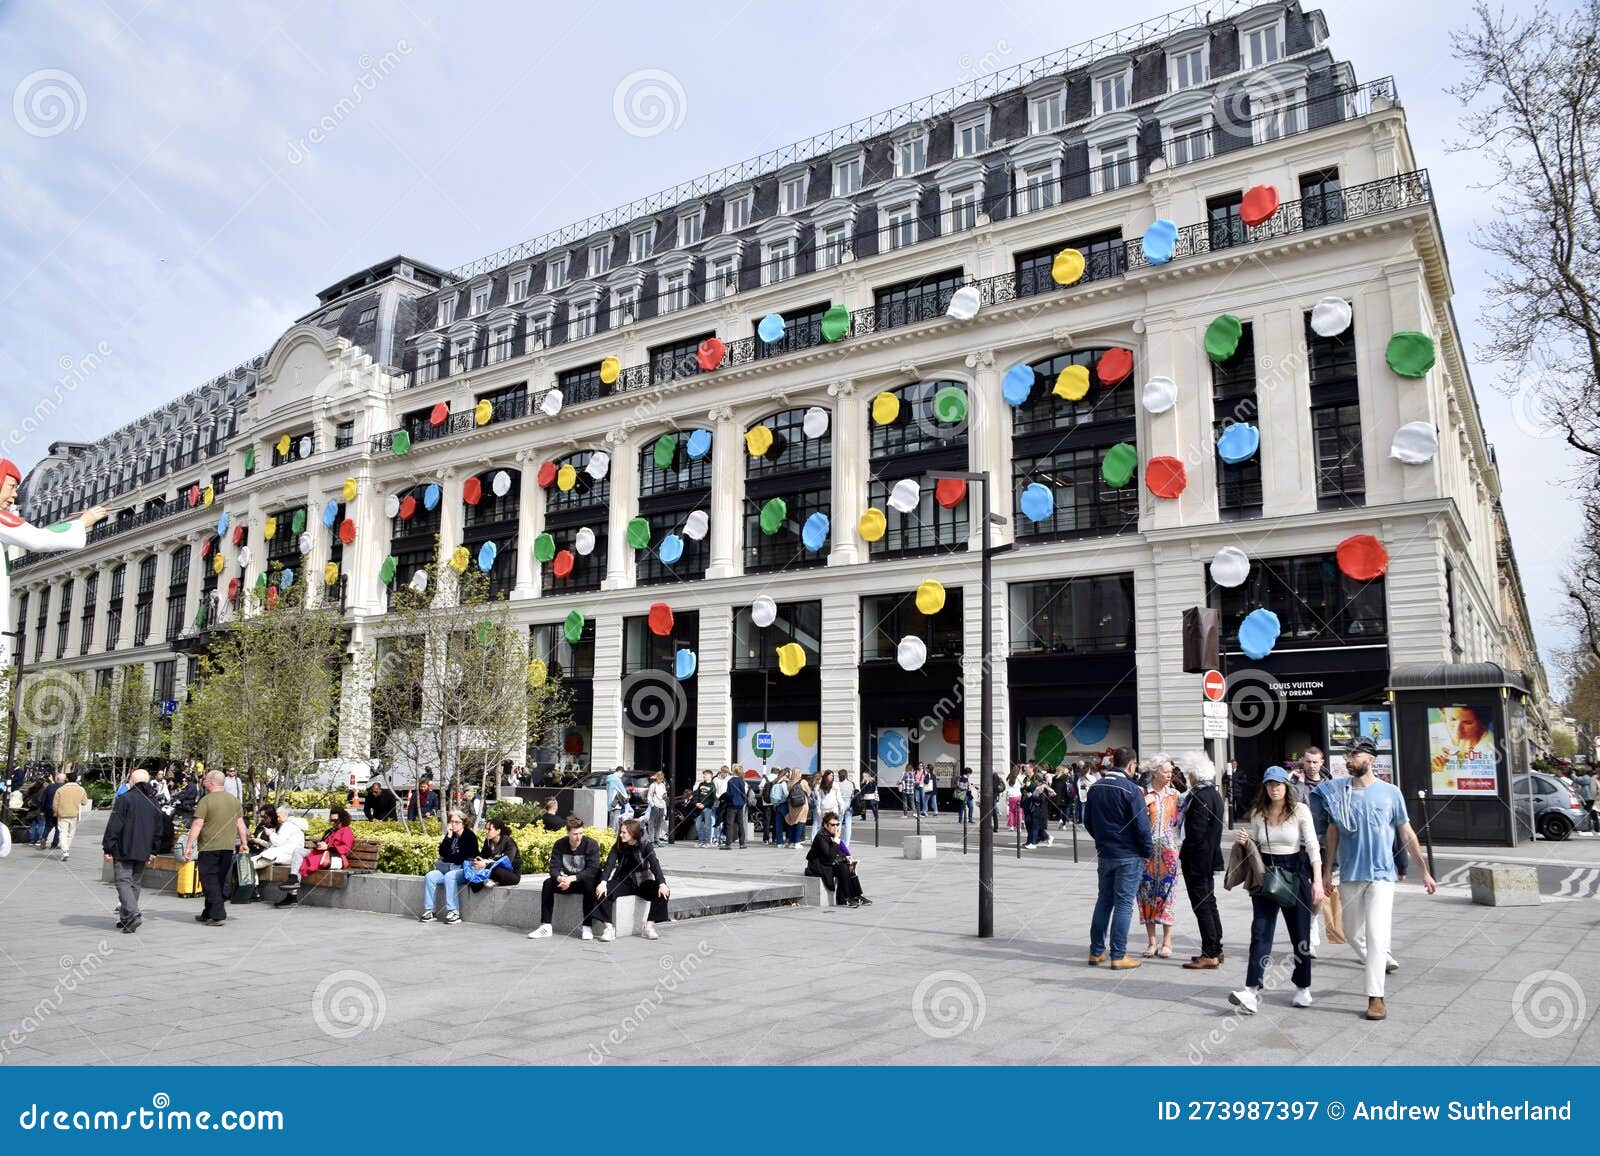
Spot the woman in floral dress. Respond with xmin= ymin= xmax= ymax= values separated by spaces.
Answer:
xmin=1137 ymin=757 xmax=1182 ymax=957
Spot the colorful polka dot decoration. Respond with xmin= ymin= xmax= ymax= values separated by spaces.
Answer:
xmin=1096 ymin=348 xmax=1134 ymax=386
xmin=820 ymin=304 xmax=850 ymax=342
xmin=931 ymin=386 xmax=967 ymax=423
xmin=1144 ymin=456 xmax=1187 ymax=499
xmin=757 ymin=314 xmax=785 ymax=344
xmin=379 ymin=556 xmax=398 ymax=585
xmin=1141 ymin=376 xmax=1176 ymax=414
xmin=1209 ymin=546 xmax=1250 ymax=588
xmin=654 ymin=433 xmax=678 ymax=470
xmin=338 ymin=519 xmax=356 ymax=545
xmin=887 ymin=478 xmax=920 ymax=513
xmin=1216 ymin=423 xmax=1260 ymax=464
xmin=1020 ymin=483 xmax=1054 ymax=522
xmin=264 ymin=516 xmax=277 ymax=541
xmin=399 ymin=495 xmax=417 ymax=520
xmin=1390 ymin=421 xmax=1438 ymax=464
xmin=696 ymin=338 xmax=726 ymax=371
xmin=1002 ymin=363 xmax=1035 ymax=406
xmin=423 ymin=483 xmax=441 ymax=511
xmin=1385 ymin=332 xmax=1436 ymax=378
xmin=801 ymin=512 xmax=830 ymax=553
xmin=686 ymin=429 xmax=713 ymax=459
xmin=934 ymin=478 xmax=967 ymax=508
xmin=1205 ymin=314 xmax=1243 ymax=362
xmin=391 ymin=429 xmax=411 ymax=455
xmin=276 ymin=434 xmax=291 ymax=456
xmin=945 ymin=285 xmax=981 ymax=320
xmin=675 ymin=649 xmax=697 ymax=680
xmin=1142 ymin=219 xmax=1178 ymax=264
xmin=1100 ymin=442 xmax=1138 ymax=488
xmin=648 ymin=603 xmax=674 ymax=636
xmin=533 ymin=533 xmax=556 ymax=563
xmin=915 ymin=579 xmax=946 ymax=615
xmin=1054 ymin=364 xmax=1090 ymax=401
xmin=552 ymin=550 xmax=574 ymax=578
xmin=428 ymin=403 xmax=449 ymax=427
xmin=448 ymin=547 xmax=469 ymax=574
xmin=1336 ymin=534 xmax=1389 ymax=581
xmin=477 ymin=541 xmax=498 ymax=572
xmin=586 ymin=452 xmax=610 ymax=480
xmin=342 ymin=477 xmax=358 ymax=502
xmin=759 ymin=497 xmax=787 ymax=536
xmin=871 ymin=392 xmax=901 ymax=425
xmin=1238 ymin=608 xmax=1281 ymax=660
xmin=1239 ymin=184 xmax=1279 ymax=227
xmin=658 ymin=533 xmax=684 ymax=564
xmin=1051 ymin=248 xmax=1085 ymax=285
xmin=626 ymin=517 xmax=651 ymax=550
xmin=858 ymin=508 xmax=887 ymax=542
xmin=776 ymin=642 xmax=806 ymax=676
xmin=681 ymin=511 xmax=708 ymax=541
xmin=745 ymin=425 xmax=774 ymax=456
xmin=473 ymin=399 xmax=493 ymax=426
xmin=463 ymin=476 xmax=483 ymax=506
xmin=556 ymin=464 xmax=577 ymax=492
xmin=574 ymin=527 xmax=596 ymax=555
xmin=897 ymin=636 xmax=927 ymax=671
xmin=1310 ymin=297 xmax=1352 ymax=337
xmin=563 ymin=610 xmax=585 ymax=644
xmin=599 ymin=356 xmax=621 ymax=385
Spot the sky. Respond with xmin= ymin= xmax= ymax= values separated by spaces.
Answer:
xmin=0 ymin=0 xmax=1581 ymax=686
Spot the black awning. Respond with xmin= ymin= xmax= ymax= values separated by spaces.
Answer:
xmin=1389 ymin=661 xmax=1529 ymax=695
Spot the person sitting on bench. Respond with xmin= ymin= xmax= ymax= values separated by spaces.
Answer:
xmin=592 ymin=818 xmax=671 ymax=941
xmin=806 ymin=811 xmax=871 ymax=908
xmin=526 ymin=817 xmax=603 ymax=941
xmin=274 ymin=807 xmax=354 ymax=908
xmin=418 ymin=809 xmax=479 ymax=924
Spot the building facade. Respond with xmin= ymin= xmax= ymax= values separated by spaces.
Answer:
xmin=9 ymin=0 xmax=1549 ymax=789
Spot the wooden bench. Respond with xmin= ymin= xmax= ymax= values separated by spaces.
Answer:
xmin=258 ymin=836 xmax=381 ymax=890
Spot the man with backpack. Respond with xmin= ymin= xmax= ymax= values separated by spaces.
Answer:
xmin=101 ymin=769 xmax=171 ymax=934
xmin=719 ymin=769 xmax=748 ymax=849
xmin=763 ymin=769 xmax=789 ymax=844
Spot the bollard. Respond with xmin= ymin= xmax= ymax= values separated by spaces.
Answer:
xmin=1417 ymin=789 xmax=1436 ymax=877
xmin=1071 ymin=814 xmax=1079 ymax=863
xmin=873 ymin=800 xmax=880 ymax=849
xmin=961 ymin=803 xmax=968 ymax=855
xmin=1015 ymin=815 xmax=1022 ymax=860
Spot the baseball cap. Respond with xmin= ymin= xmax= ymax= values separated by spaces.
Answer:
xmin=1347 ymin=737 xmax=1379 ymax=757
xmin=1262 ymin=766 xmax=1292 ymax=785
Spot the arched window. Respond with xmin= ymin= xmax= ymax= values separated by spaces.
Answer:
xmin=463 ymin=467 xmax=520 ymax=599
xmin=541 ymin=450 xmax=608 ymax=595
xmin=1011 ymin=348 xmax=1139 ymax=541
xmin=745 ymin=407 xmax=830 ymax=573
xmin=637 ymin=430 xmax=711 ymax=584
xmin=866 ymin=380 xmax=969 ymax=557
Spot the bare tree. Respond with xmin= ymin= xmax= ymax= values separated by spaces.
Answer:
xmin=1451 ymin=2 xmax=1600 ymax=467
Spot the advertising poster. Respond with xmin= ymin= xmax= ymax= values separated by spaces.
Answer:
xmin=736 ymin=720 xmax=820 ymax=771
xmin=1428 ymin=705 xmax=1499 ymax=794
xmin=1359 ymin=710 xmax=1393 ymax=748
xmin=1325 ymin=710 xmax=1358 ymax=750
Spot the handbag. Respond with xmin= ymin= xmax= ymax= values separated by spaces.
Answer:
xmin=1256 ymin=817 xmax=1300 ymax=908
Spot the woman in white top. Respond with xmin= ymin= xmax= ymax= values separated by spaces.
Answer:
xmin=812 ymin=771 xmax=842 ymax=843
xmin=1228 ymin=766 xmax=1324 ymax=1015
xmin=645 ymin=772 xmax=668 ymax=845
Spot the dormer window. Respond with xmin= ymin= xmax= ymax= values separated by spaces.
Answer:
xmin=678 ymin=208 xmax=704 ymax=247
xmin=509 ymin=266 xmax=531 ymax=302
xmin=611 ymin=285 xmax=638 ymax=327
xmin=779 ymin=172 xmax=809 ymax=214
xmin=893 ymin=132 xmax=927 ymax=177
xmin=832 ymin=153 xmax=863 ymax=197
xmin=470 ymin=282 xmax=491 ymax=315
xmin=1245 ymin=63 xmax=1310 ymax=144
xmin=724 ymin=189 xmax=753 ymax=232
xmin=1238 ymin=8 xmax=1285 ymax=68
xmin=568 ymin=299 xmax=596 ymax=342
xmin=630 ymin=225 xmax=654 ymax=264
xmin=1168 ymin=43 xmax=1208 ymax=91
xmin=1028 ymin=87 xmax=1065 ymax=135
xmin=589 ymin=242 xmax=611 ymax=278
xmin=437 ymin=295 xmax=457 ymax=327
xmin=660 ymin=269 xmax=690 ymax=313
xmin=546 ymin=254 xmax=570 ymax=290
xmin=954 ymin=110 xmax=989 ymax=158
xmin=1093 ymin=65 xmax=1131 ymax=116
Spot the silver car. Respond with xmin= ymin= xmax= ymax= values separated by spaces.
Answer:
xmin=1511 ymin=772 xmax=1587 ymax=841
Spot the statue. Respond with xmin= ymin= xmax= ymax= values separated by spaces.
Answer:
xmin=0 ymin=458 xmax=109 ymax=664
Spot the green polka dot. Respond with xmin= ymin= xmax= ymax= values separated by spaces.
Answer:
xmin=759 ymin=497 xmax=787 ymax=536
xmin=532 ymin=533 xmax=556 ymax=563
xmin=1034 ymin=724 xmax=1067 ymax=767
xmin=1101 ymin=443 xmax=1138 ymax=489
xmin=291 ymin=509 xmax=306 ymax=535
xmin=820 ymin=303 xmax=850 ymax=342
xmin=379 ymin=556 xmax=397 ymax=584
xmin=563 ymin=609 xmax=585 ymax=644
xmin=1204 ymin=314 xmax=1243 ymax=362
xmin=391 ymin=429 xmax=411 ymax=456
xmin=653 ymin=433 xmax=678 ymax=471
xmin=626 ymin=517 xmax=651 ymax=550
xmin=1385 ymin=331 xmax=1436 ymax=378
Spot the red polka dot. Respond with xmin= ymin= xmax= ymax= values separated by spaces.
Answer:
xmin=1145 ymin=456 xmax=1187 ymax=499
xmin=1336 ymin=534 xmax=1388 ymax=581
xmin=1096 ymin=347 xmax=1134 ymax=386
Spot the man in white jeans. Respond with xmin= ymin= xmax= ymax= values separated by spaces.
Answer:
xmin=1319 ymin=738 xmax=1436 ymax=1021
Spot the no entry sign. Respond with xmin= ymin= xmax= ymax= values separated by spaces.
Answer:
xmin=1202 ymin=670 xmax=1226 ymax=701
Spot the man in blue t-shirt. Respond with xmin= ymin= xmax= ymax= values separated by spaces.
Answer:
xmin=1317 ymin=738 xmax=1436 ymax=1022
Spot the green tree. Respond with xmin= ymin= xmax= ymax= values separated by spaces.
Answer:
xmin=110 ymin=665 xmax=157 ymax=780
xmin=174 ymin=581 xmax=348 ymax=799
xmin=367 ymin=567 xmax=569 ymax=811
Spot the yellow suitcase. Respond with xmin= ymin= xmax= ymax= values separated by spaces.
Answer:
xmin=176 ymin=859 xmax=202 ymax=897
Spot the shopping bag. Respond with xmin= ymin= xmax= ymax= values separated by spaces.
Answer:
xmin=1323 ymin=884 xmax=1346 ymax=944
xmin=229 ymin=853 xmax=258 ymax=903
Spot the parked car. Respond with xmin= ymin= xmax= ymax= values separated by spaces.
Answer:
xmin=302 ymin=757 xmax=376 ymax=796
xmin=1512 ymin=771 xmax=1586 ymax=841
xmin=575 ymin=769 xmax=651 ymax=816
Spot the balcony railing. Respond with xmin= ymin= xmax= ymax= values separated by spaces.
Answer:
xmin=1159 ymin=77 xmax=1395 ymax=169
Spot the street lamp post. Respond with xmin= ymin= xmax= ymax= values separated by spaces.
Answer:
xmin=929 ymin=470 xmax=1009 ymax=939
xmin=1 ymin=629 xmax=23 ymax=824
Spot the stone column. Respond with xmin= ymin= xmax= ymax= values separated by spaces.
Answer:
xmin=91 ymin=561 xmax=113 ymax=654
xmin=512 ymin=450 xmax=541 ymax=600
xmin=960 ymin=578 xmax=1010 ymax=778
xmin=695 ymin=603 xmax=733 ymax=773
xmin=149 ymin=544 xmax=173 ymax=639
xmin=183 ymin=537 xmax=204 ymax=639
xmin=589 ymin=613 xmax=625 ymax=772
xmin=432 ymin=466 xmax=463 ymax=608
xmin=116 ymin=554 xmax=138 ymax=649
xmin=706 ymin=407 xmax=742 ymax=579
xmin=603 ymin=434 xmax=637 ymax=590
xmin=1256 ymin=304 xmax=1303 ymax=520
xmin=60 ymin=568 xmax=87 ymax=660
xmin=827 ymin=383 xmax=864 ymax=567
xmin=817 ymin=592 xmax=861 ymax=773
xmin=964 ymin=350 xmax=1014 ymax=551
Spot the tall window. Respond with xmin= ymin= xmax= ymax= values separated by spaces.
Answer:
xmin=678 ymin=213 xmax=702 ymax=247
xmin=762 ymin=239 xmax=795 ymax=285
xmin=1168 ymin=117 xmax=1209 ymax=165
xmin=1207 ymin=191 xmax=1246 ymax=251
xmin=558 ymin=362 xmax=606 ymax=405
xmin=463 ymin=468 xmax=520 ymax=600
xmin=1212 ymin=321 xmax=1262 ymax=519
xmin=1095 ymin=143 xmax=1135 ymax=191
xmin=568 ymin=300 xmax=596 ymax=342
xmin=542 ymin=450 xmax=609 ymax=596
xmin=724 ymin=193 xmax=752 ymax=232
xmin=588 ymin=244 xmax=611 ymax=279
xmin=546 ymin=254 xmax=570 ymax=289
xmin=707 ymin=255 xmax=738 ymax=298
xmin=385 ymin=485 xmax=440 ymax=610
xmin=510 ymin=267 xmax=531 ymax=301
xmin=437 ymin=296 xmax=456 ymax=327
xmin=133 ymin=555 xmax=157 ymax=646
xmin=153 ymin=660 xmax=176 ymax=705
xmin=470 ymin=283 xmax=490 ymax=315
xmin=754 ymin=302 xmax=834 ymax=360
xmin=660 ymin=270 xmax=690 ymax=314
xmin=745 ymin=408 xmax=830 ymax=574
xmin=55 ymin=578 xmax=73 ymax=658
xmin=894 ymin=134 xmax=926 ymax=176
xmin=819 ymin=222 xmax=851 ymax=269
xmin=649 ymin=333 xmax=714 ymax=383
xmin=624 ymin=610 xmax=701 ymax=672
xmin=947 ymin=185 xmax=981 ymax=232
xmin=883 ymin=202 xmax=918 ymax=250
xmin=164 ymin=545 xmax=190 ymax=641
xmin=867 ymin=382 xmax=969 ymax=558
xmin=955 ymin=114 xmax=988 ymax=158
xmin=630 ymin=228 xmax=654 ymax=264
xmin=863 ymin=591 xmax=964 ymax=662
xmin=637 ymin=433 xmax=712 ymax=585
xmin=1011 ymin=349 xmax=1140 ymax=541
xmin=1300 ymin=167 xmax=1343 ymax=229
xmin=1020 ymin=163 xmax=1057 ymax=213
xmin=1094 ymin=71 xmax=1130 ymax=115
xmin=780 ymin=174 xmax=808 ymax=214
xmin=79 ymin=572 xmax=97 ymax=655
xmin=1306 ymin=306 xmax=1365 ymax=509
xmin=1028 ymin=90 xmax=1064 ymax=134
xmin=1009 ymin=575 xmax=1136 ymax=654
xmin=868 ymin=269 xmax=965 ymax=333
xmin=1241 ymin=21 xmax=1282 ymax=68
xmin=1168 ymin=46 xmax=1207 ymax=90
